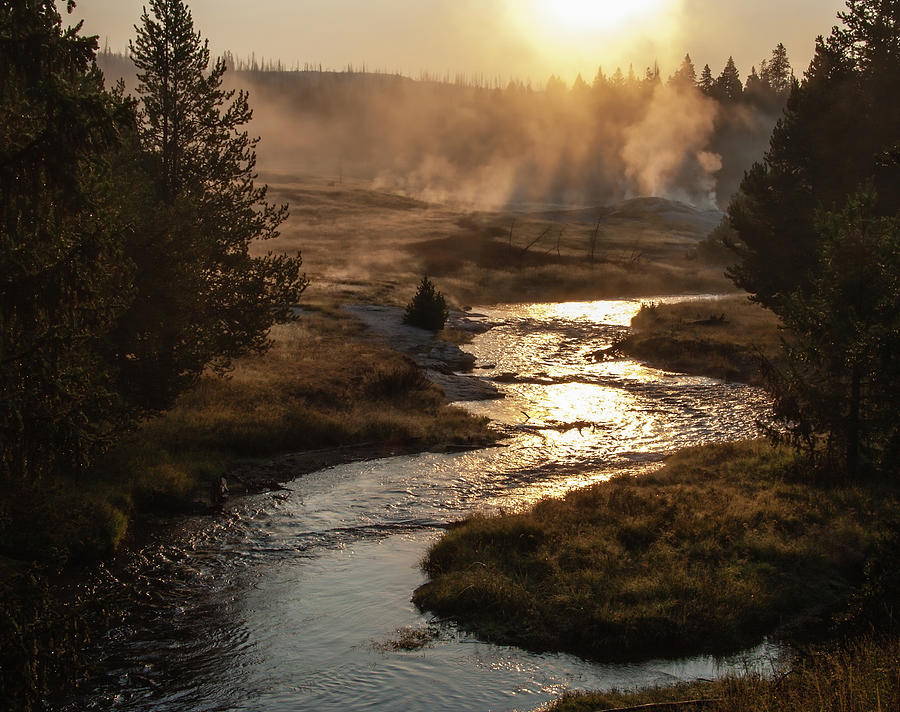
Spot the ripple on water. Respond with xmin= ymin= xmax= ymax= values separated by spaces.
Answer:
xmin=60 ymin=298 xmax=777 ymax=712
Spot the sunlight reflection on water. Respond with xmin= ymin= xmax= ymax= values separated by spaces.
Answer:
xmin=62 ymin=297 xmax=779 ymax=712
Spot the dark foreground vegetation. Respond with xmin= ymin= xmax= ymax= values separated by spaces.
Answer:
xmin=1 ymin=302 xmax=493 ymax=708
xmin=0 ymin=2 xmax=493 ymax=708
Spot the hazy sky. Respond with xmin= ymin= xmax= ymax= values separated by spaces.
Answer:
xmin=70 ymin=0 xmax=846 ymax=84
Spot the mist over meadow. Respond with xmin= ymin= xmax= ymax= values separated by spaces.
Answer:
xmin=100 ymin=50 xmax=790 ymax=211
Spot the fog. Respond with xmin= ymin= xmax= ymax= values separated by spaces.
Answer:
xmin=236 ymin=70 xmax=781 ymax=211
xmin=98 ymin=52 xmax=783 ymax=211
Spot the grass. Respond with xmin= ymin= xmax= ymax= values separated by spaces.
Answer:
xmin=371 ymin=625 xmax=440 ymax=652
xmin=413 ymin=440 xmax=900 ymax=662
xmin=617 ymin=296 xmax=782 ymax=385
xmin=549 ymin=635 xmax=900 ymax=712
xmin=1 ymin=304 xmax=493 ymax=566
xmin=261 ymin=176 xmax=733 ymax=307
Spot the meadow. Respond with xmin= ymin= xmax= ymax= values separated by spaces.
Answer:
xmin=260 ymin=174 xmax=733 ymax=308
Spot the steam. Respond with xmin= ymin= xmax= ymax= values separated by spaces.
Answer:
xmin=216 ymin=71 xmax=779 ymax=211
xmin=621 ymin=83 xmax=721 ymax=208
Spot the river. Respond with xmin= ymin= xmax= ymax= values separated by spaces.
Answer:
xmin=60 ymin=297 xmax=777 ymax=712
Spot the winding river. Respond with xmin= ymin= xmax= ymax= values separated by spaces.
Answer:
xmin=60 ymin=297 xmax=777 ymax=712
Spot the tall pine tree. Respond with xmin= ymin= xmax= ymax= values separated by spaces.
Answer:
xmin=727 ymin=1 xmax=898 ymax=308
xmin=0 ymin=0 xmax=133 ymax=482
xmin=715 ymin=56 xmax=743 ymax=102
xmin=117 ymin=0 xmax=308 ymax=410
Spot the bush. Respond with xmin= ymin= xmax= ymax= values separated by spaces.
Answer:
xmin=403 ymin=276 xmax=449 ymax=331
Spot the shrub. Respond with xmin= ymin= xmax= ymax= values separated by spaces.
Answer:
xmin=403 ymin=276 xmax=449 ymax=331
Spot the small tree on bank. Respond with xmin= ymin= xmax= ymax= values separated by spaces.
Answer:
xmin=404 ymin=276 xmax=449 ymax=331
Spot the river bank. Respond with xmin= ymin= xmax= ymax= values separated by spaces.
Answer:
xmin=36 ymin=295 xmax=782 ymax=712
xmin=614 ymin=295 xmax=782 ymax=386
xmin=414 ymin=440 xmax=900 ymax=661
xmin=1 ymin=300 xmax=498 ymax=711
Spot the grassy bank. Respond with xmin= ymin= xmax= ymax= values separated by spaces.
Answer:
xmin=550 ymin=635 xmax=900 ymax=712
xmin=1 ymin=305 xmax=494 ymax=566
xmin=413 ymin=440 xmax=900 ymax=661
xmin=617 ymin=296 xmax=781 ymax=385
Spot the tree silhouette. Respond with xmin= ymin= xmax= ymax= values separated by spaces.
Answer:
xmin=715 ymin=56 xmax=743 ymax=102
xmin=0 ymin=0 xmax=133 ymax=482
xmin=698 ymin=64 xmax=714 ymax=94
xmin=767 ymin=191 xmax=900 ymax=475
xmin=404 ymin=277 xmax=449 ymax=332
xmin=760 ymin=43 xmax=792 ymax=94
xmin=669 ymin=53 xmax=697 ymax=87
xmin=118 ymin=0 xmax=307 ymax=409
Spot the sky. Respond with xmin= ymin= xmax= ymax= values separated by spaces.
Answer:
xmin=69 ymin=0 xmax=847 ymax=84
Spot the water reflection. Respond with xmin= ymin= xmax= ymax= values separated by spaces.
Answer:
xmin=62 ymin=298 xmax=776 ymax=712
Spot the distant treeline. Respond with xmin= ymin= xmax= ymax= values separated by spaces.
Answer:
xmin=98 ymin=48 xmax=793 ymax=209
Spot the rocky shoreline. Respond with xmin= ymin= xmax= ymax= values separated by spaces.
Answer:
xmin=344 ymin=304 xmax=502 ymax=402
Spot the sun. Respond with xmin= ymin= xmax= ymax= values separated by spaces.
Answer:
xmin=531 ymin=0 xmax=667 ymax=35
xmin=530 ymin=0 xmax=667 ymax=38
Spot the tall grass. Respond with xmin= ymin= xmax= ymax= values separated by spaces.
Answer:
xmin=414 ymin=441 xmax=900 ymax=661
xmin=551 ymin=636 xmax=900 ymax=712
xmin=618 ymin=296 xmax=782 ymax=385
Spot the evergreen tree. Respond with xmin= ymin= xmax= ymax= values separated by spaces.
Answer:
xmin=403 ymin=276 xmax=448 ymax=331
xmin=727 ymin=1 xmax=899 ymax=308
xmin=833 ymin=0 xmax=900 ymax=72
xmin=760 ymin=42 xmax=792 ymax=93
xmin=698 ymin=64 xmax=714 ymax=94
xmin=715 ymin=56 xmax=743 ymax=102
xmin=546 ymin=74 xmax=567 ymax=95
xmin=571 ymin=72 xmax=589 ymax=94
xmin=121 ymin=0 xmax=307 ymax=409
xmin=768 ymin=191 xmax=900 ymax=476
xmin=669 ymin=53 xmax=697 ymax=87
xmin=745 ymin=65 xmax=762 ymax=91
xmin=0 ymin=0 xmax=133 ymax=482
xmin=727 ymin=1 xmax=900 ymax=478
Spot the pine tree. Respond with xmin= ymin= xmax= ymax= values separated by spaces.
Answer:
xmin=760 ymin=43 xmax=792 ymax=94
xmin=698 ymin=64 xmax=714 ymax=94
xmin=571 ymin=73 xmax=589 ymax=94
xmin=120 ymin=0 xmax=307 ymax=409
xmin=0 ymin=0 xmax=134 ymax=482
xmin=403 ymin=277 xmax=449 ymax=331
xmin=727 ymin=0 xmax=900 ymax=308
xmin=767 ymin=191 xmax=900 ymax=476
xmin=727 ymin=1 xmax=900 ymax=477
xmin=833 ymin=0 xmax=900 ymax=73
xmin=669 ymin=53 xmax=697 ymax=87
xmin=715 ymin=56 xmax=743 ymax=102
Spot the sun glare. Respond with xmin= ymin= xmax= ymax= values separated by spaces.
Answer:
xmin=505 ymin=0 xmax=681 ymax=82
xmin=532 ymin=0 xmax=668 ymax=35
